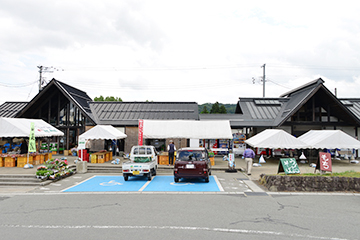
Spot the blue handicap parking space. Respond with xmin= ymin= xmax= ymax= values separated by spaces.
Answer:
xmin=62 ymin=175 xmax=222 ymax=192
xmin=143 ymin=176 xmax=221 ymax=192
xmin=63 ymin=176 xmax=147 ymax=192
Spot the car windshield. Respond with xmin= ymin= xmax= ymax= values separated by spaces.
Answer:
xmin=178 ymin=151 xmax=205 ymax=161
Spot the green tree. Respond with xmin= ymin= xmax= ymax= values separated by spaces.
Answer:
xmin=219 ymin=105 xmax=227 ymax=114
xmin=210 ymin=102 xmax=220 ymax=113
xmin=94 ymin=95 xmax=104 ymax=101
xmin=94 ymin=96 xmax=122 ymax=101
xmin=201 ymin=106 xmax=209 ymax=114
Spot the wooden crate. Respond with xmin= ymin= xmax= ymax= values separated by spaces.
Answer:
xmin=210 ymin=157 xmax=215 ymax=166
xmin=33 ymin=160 xmax=40 ymax=165
xmin=17 ymin=162 xmax=26 ymax=168
xmin=97 ymin=158 xmax=105 ymax=164
xmin=17 ymin=156 xmax=27 ymax=163
xmin=0 ymin=158 xmax=4 ymax=167
xmin=105 ymin=153 xmax=110 ymax=162
xmin=5 ymin=158 xmax=15 ymax=167
xmin=90 ymin=155 xmax=97 ymax=164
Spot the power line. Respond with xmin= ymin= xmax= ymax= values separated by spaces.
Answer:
xmin=0 ymin=80 xmax=37 ymax=88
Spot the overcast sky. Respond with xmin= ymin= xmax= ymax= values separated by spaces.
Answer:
xmin=1 ymin=0 xmax=360 ymax=105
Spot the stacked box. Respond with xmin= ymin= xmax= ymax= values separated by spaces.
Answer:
xmin=91 ymin=154 xmax=97 ymax=164
xmin=40 ymin=154 xmax=45 ymax=164
xmin=97 ymin=154 xmax=105 ymax=163
xmin=33 ymin=160 xmax=40 ymax=165
xmin=210 ymin=157 xmax=215 ymax=166
xmin=5 ymin=157 xmax=15 ymax=167
xmin=158 ymin=155 xmax=169 ymax=165
xmin=34 ymin=155 xmax=41 ymax=161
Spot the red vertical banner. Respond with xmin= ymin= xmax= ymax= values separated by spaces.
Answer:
xmin=319 ymin=152 xmax=332 ymax=172
xmin=138 ymin=119 xmax=144 ymax=145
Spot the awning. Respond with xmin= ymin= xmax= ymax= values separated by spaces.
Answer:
xmin=245 ymin=129 xmax=310 ymax=149
xmin=142 ymin=120 xmax=233 ymax=139
xmin=0 ymin=117 xmax=64 ymax=137
xmin=78 ymin=125 xmax=127 ymax=140
xmin=298 ymin=130 xmax=360 ymax=149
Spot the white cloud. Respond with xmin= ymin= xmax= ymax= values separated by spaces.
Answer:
xmin=1 ymin=0 xmax=360 ymax=105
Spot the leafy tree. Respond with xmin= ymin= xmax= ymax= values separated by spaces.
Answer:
xmin=94 ymin=95 xmax=104 ymax=101
xmin=201 ymin=106 xmax=209 ymax=114
xmin=94 ymin=96 xmax=122 ymax=101
xmin=219 ymin=105 xmax=227 ymax=114
xmin=210 ymin=102 xmax=220 ymax=113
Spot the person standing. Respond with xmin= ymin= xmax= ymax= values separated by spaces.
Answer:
xmin=168 ymin=140 xmax=176 ymax=165
xmin=85 ymin=139 xmax=91 ymax=154
xmin=243 ymin=146 xmax=255 ymax=175
xmin=20 ymin=139 xmax=28 ymax=154
xmin=111 ymin=139 xmax=117 ymax=156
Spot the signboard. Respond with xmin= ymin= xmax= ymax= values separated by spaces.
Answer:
xmin=278 ymin=158 xmax=300 ymax=174
xmin=316 ymin=152 xmax=332 ymax=172
xmin=28 ymin=122 xmax=36 ymax=153
xmin=228 ymin=153 xmax=235 ymax=168
xmin=78 ymin=137 xmax=86 ymax=150
xmin=138 ymin=119 xmax=144 ymax=145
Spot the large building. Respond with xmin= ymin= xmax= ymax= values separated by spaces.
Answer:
xmin=1 ymin=78 xmax=360 ymax=153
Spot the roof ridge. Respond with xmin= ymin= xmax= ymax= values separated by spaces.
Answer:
xmin=279 ymin=78 xmax=324 ymax=97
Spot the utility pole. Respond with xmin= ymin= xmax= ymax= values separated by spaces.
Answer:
xmin=37 ymin=66 xmax=63 ymax=92
xmin=37 ymin=66 xmax=43 ymax=92
xmin=261 ymin=64 xmax=266 ymax=97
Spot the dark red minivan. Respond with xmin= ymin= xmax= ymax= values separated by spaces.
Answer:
xmin=174 ymin=147 xmax=211 ymax=183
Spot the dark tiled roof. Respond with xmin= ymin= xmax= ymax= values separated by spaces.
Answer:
xmin=90 ymin=101 xmax=199 ymax=125
xmin=16 ymin=79 xmax=95 ymax=123
xmin=235 ymin=78 xmax=360 ymax=127
xmin=339 ymin=98 xmax=360 ymax=120
xmin=55 ymin=80 xmax=92 ymax=114
xmin=0 ymin=102 xmax=28 ymax=118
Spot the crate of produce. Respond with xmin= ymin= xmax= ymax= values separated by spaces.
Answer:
xmin=33 ymin=159 xmax=40 ymax=165
xmin=90 ymin=155 xmax=97 ymax=164
xmin=5 ymin=157 xmax=15 ymax=167
xmin=17 ymin=162 xmax=26 ymax=168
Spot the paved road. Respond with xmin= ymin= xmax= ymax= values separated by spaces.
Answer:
xmin=0 ymin=190 xmax=359 ymax=240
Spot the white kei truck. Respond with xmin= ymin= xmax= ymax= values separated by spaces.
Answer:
xmin=122 ymin=145 xmax=158 ymax=181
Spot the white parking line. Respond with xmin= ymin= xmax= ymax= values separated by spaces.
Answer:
xmin=138 ymin=180 xmax=152 ymax=191
xmin=213 ymin=175 xmax=224 ymax=191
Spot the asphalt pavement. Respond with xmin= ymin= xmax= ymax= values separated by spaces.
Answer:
xmin=1 ymin=153 xmax=360 ymax=194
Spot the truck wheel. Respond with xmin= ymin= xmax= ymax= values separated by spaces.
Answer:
xmin=147 ymin=172 xmax=152 ymax=181
xmin=124 ymin=175 xmax=128 ymax=181
xmin=209 ymin=169 xmax=212 ymax=175
xmin=174 ymin=177 xmax=179 ymax=183
xmin=204 ymin=177 xmax=209 ymax=183
xmin=152 ymin=168 xmax=157 ymax=176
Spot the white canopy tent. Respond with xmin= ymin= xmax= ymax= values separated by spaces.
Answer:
xmin=78 ymin=125 xmax=127 ymax=140
xmin=245 ymin=129 xmax=310 ymax=149
xmin=298 ymin=130 xmax=360 ymax=149
xmin=0 ymin=117 xmax=64 ymax=137
xmin=142 ymin=120 xmax=233 ymax=139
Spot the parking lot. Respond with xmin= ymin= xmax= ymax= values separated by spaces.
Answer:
xmin=63 ymin=175 xmax=223 ymax=192
xmin=25 ymin=170 xmax=261 ymax=195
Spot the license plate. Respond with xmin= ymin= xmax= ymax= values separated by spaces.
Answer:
xmin=186 ymin=164 xmax=195 ymax=169
xmin=133 ymin=170 xmax=140 ymax=175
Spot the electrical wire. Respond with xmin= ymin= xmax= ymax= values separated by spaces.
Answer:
xmin=0 ymin=80 xmax=38 ymax=88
